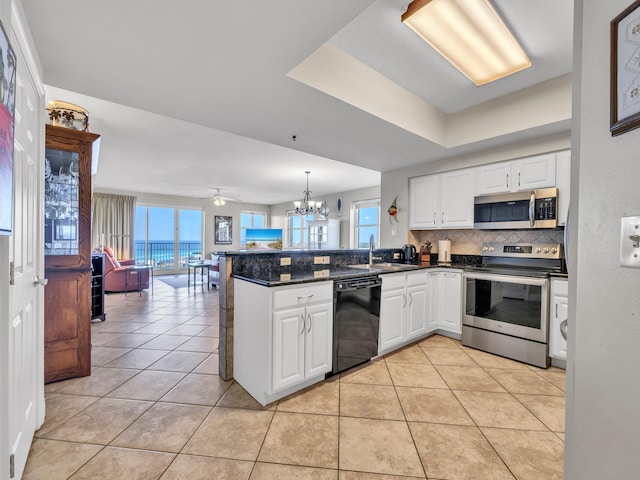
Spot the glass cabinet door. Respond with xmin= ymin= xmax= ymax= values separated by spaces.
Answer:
xmin=44 ymin=147 xmax=80 ymax=256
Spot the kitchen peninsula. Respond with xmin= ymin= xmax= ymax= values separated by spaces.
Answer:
xmin=219 ymin=248 xmax=476 ymax=405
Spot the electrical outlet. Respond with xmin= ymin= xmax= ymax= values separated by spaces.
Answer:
xmin=321 ymin=256 xmax=330 ymax=264
xmin=393 ymin=252 xmax=401 ymax=260
xmin=280 ymin=257 xmax=291 ymax=266
xmin=314 ymin=256 xmax=323 ymax=264
xmin=279 ymin=273 xmax=291 ymax=282
xmin=621 ymin=216 xmax=640 ymax=268
xmin=314 ymin=269 xmax=330 ymax=278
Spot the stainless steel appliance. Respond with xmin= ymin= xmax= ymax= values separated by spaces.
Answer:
xmin=474 ymin=187 xmax=558 ymax=229
xmin=462 ymin=242 xmax=563 ymax=368
xmin=332 ymin=276 xmax=382 ymax=375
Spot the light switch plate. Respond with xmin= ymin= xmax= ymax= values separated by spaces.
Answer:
xmin=620 ymin=216 xmax=640 ymax=268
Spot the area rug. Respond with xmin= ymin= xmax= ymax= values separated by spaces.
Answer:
xmin=157 ymin=275 xmax=190 ymax=289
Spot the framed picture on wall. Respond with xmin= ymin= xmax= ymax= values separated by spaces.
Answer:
xmin=215 ymin=215 xmax=232 ymax=245
xmin=0 ymin=19 xmax=16 ymax=235
xmin=611 ymin=0 xmax=640 ymax=136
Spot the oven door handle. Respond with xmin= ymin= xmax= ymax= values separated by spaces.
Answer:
xmin=529 ymin=191 xmax=536 ymax=227
xmin=463 ymin=271 xmax=548 ymax=287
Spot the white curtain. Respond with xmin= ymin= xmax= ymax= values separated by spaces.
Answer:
xmin=91 ymin=193 xmax=136 ymax=259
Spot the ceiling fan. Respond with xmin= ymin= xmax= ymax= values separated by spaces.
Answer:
xmin=204 ymin=188 xmax=237 ymax=206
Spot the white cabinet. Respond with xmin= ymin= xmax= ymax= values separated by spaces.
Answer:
xmin=409 ymin=168 xmax=475 ymax=230
xmin=427 ymin=269 xmax=463 ymax=335
xmin=379 ymin=270 xmax=429 ymax=353
xmin=307 ymin=219 xmax=340 ymax=250
xmin=549 ymin=278 xmax=568 ymax=365
xmin=409 ymin=175 xmax=439 ymax=229
xmin=477 ymin=153 xmax=557 ymax=195
xmin=234 ymin=280 xmax=333 ymax=405
xmin=555 ymin=150 xmax=571 ymax=226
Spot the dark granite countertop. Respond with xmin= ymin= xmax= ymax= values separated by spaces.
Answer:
xmin=232 ymin=263 xmax=467 ymax=287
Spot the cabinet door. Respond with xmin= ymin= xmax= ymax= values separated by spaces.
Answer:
xmin=513 ymin=154 xmax=556 ymax=191
xmin=440 ymin=272 xmax=462 ymax=334
xmin=426 ymin=272 xmax=440 ymax=331
xmin=409 ymin=175 xmax=439 ymax=229
xmin=477 ymin=162 xmax=512 ymax=195
xmin=440 ymin=169 xmax=475 ymax=228
xmin=305 ymin=302 xmax=333 ymax=378
xmin=379 ymin=287 xmax=405 ymax=352
xmin=550 ymin=295 xmax=568 ymax=360
xmin=406 ymin=283 xmax=428 ymax=340
xmin=272 ymin=306 xmax=305 ymax=392
xmin=555 ymin=150 xmax=571 ymax=226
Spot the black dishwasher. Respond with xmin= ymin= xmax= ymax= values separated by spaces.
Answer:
xmin=331 ymin=276 xmax=382 ymax=375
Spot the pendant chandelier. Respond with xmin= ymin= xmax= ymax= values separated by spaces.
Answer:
xmin=293 ymin=171 xmax=321 ymax=216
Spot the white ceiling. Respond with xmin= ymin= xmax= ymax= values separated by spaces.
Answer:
xmin=20 ymin=0 xmax=574 ymax=205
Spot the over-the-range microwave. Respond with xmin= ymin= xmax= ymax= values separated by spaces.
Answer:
xmin=474 ymin=187 xmax=558 ymax=229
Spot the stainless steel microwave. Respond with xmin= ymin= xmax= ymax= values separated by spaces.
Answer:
xmin=474 ymin=187 xmax=558 ymax=229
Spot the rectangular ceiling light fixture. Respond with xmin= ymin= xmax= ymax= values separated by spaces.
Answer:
xmin=401 ymin=0 xmax=531 ymax=86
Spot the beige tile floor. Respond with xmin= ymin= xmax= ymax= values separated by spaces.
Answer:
xmin=24 ymin=279 xmax=566 ymax=480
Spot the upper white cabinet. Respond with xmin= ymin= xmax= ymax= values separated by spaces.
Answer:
xmin=410 ymin=168 xmax=475 ymax=230
xmin=477 ymin=153 xmax=557 ymax=195
xmin=555 ymin=150 xmax=571 ymax=226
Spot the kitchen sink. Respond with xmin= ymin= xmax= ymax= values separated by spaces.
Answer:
xmin=350 ymin=262 xmax=419 ymax=272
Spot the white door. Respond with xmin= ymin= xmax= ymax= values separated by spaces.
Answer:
xmin=379 ymin=287 xmax=405 ymax=352
xmin=406 ymin=284 xmax=427 ymax=340
xmin=1 ymin=23 xmax=45 ymax=480
xmin=272 ymin=307 xmax=305 ymax=392
xmin=409 ymin=175 xmax=439 ymax=229
xmin=304 ymin=302 xmax=333 ymax=378
xmin=440 ymin=272 xmax=462 ymax=334
xmin=440 ymin=169 xmax=475 ymax=228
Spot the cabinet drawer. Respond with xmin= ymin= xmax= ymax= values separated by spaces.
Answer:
xmin=551 ymin=278 xmax=568 ymax=296
xmin=381 ymin=272 xmax=406 ymax=290
xmin=406 ymin=270 xmax=428 ymax=287
xmin=273 ymin=282 xmax=333 ymax=310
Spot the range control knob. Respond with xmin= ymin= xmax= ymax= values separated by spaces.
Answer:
xmin=535 ymin=247 xmax=542 ymax=253
xmin=489 ymin=246 xmax=495 ymax=252
xmin=482 ymin=246 xmax=488 ymax=252
xmin=551 ymin=247 xmax=557 ymax=254
xmin=543 ymin=248 xmax=549 ymax=253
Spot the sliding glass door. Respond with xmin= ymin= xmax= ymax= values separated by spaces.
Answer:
xmin=135 ymin=206 xmax=203 ymax=272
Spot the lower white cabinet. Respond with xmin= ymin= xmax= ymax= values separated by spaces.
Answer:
xmin=234 ymin=280 xmax=333 ymax=405
xmin=428 ymin=270 xmax=463 ymax=335
xmin=379 ymin=270 xmax=429 ymax=353
xmin=550 ymin=278 xmax=568 ymax=364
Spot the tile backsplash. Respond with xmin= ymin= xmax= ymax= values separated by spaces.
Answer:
xmin=408 ymin=228 xmax=565 ymax=255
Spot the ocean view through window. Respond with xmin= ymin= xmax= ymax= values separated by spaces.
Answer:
xmin=135 ymin=206 xmax=203 ymax=270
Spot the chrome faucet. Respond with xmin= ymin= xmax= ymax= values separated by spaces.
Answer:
xmin=369 ymin=234 xmax=382 ymax=265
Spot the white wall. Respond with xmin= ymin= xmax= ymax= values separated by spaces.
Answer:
xmin=270 ymin=185 xmax=380 ymax=249
xmin=379 ymin=132 xmax=571 ymax=248
xmin=565 ymin=1 xmax=640 ymax=477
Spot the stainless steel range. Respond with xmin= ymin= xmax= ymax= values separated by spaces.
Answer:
xmin=462 ymin=242 xmax=564 ymax=368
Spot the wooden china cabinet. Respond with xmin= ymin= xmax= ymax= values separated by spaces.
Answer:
xmin=44 ymin=124 xmax=100 ymax=383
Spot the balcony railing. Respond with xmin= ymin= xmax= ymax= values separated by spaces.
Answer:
xmin=134 ymin=241 xmax=202 ymax=270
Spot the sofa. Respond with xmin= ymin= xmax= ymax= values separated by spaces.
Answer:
xmin=205 ymin=253 xmax=220 ymax=288
xmin=102 ymin=246 xmax=150 ymax=293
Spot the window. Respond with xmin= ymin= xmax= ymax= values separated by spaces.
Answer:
xmin=352 ymin=199 xmax=380 ymax=248
xmin=135 ymin=206 xmax=203 ymax=271
xmin=286 ymin=211 xmax=314 ymax=249
xmin=240 ymin=211 xmax=267 ymax=245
